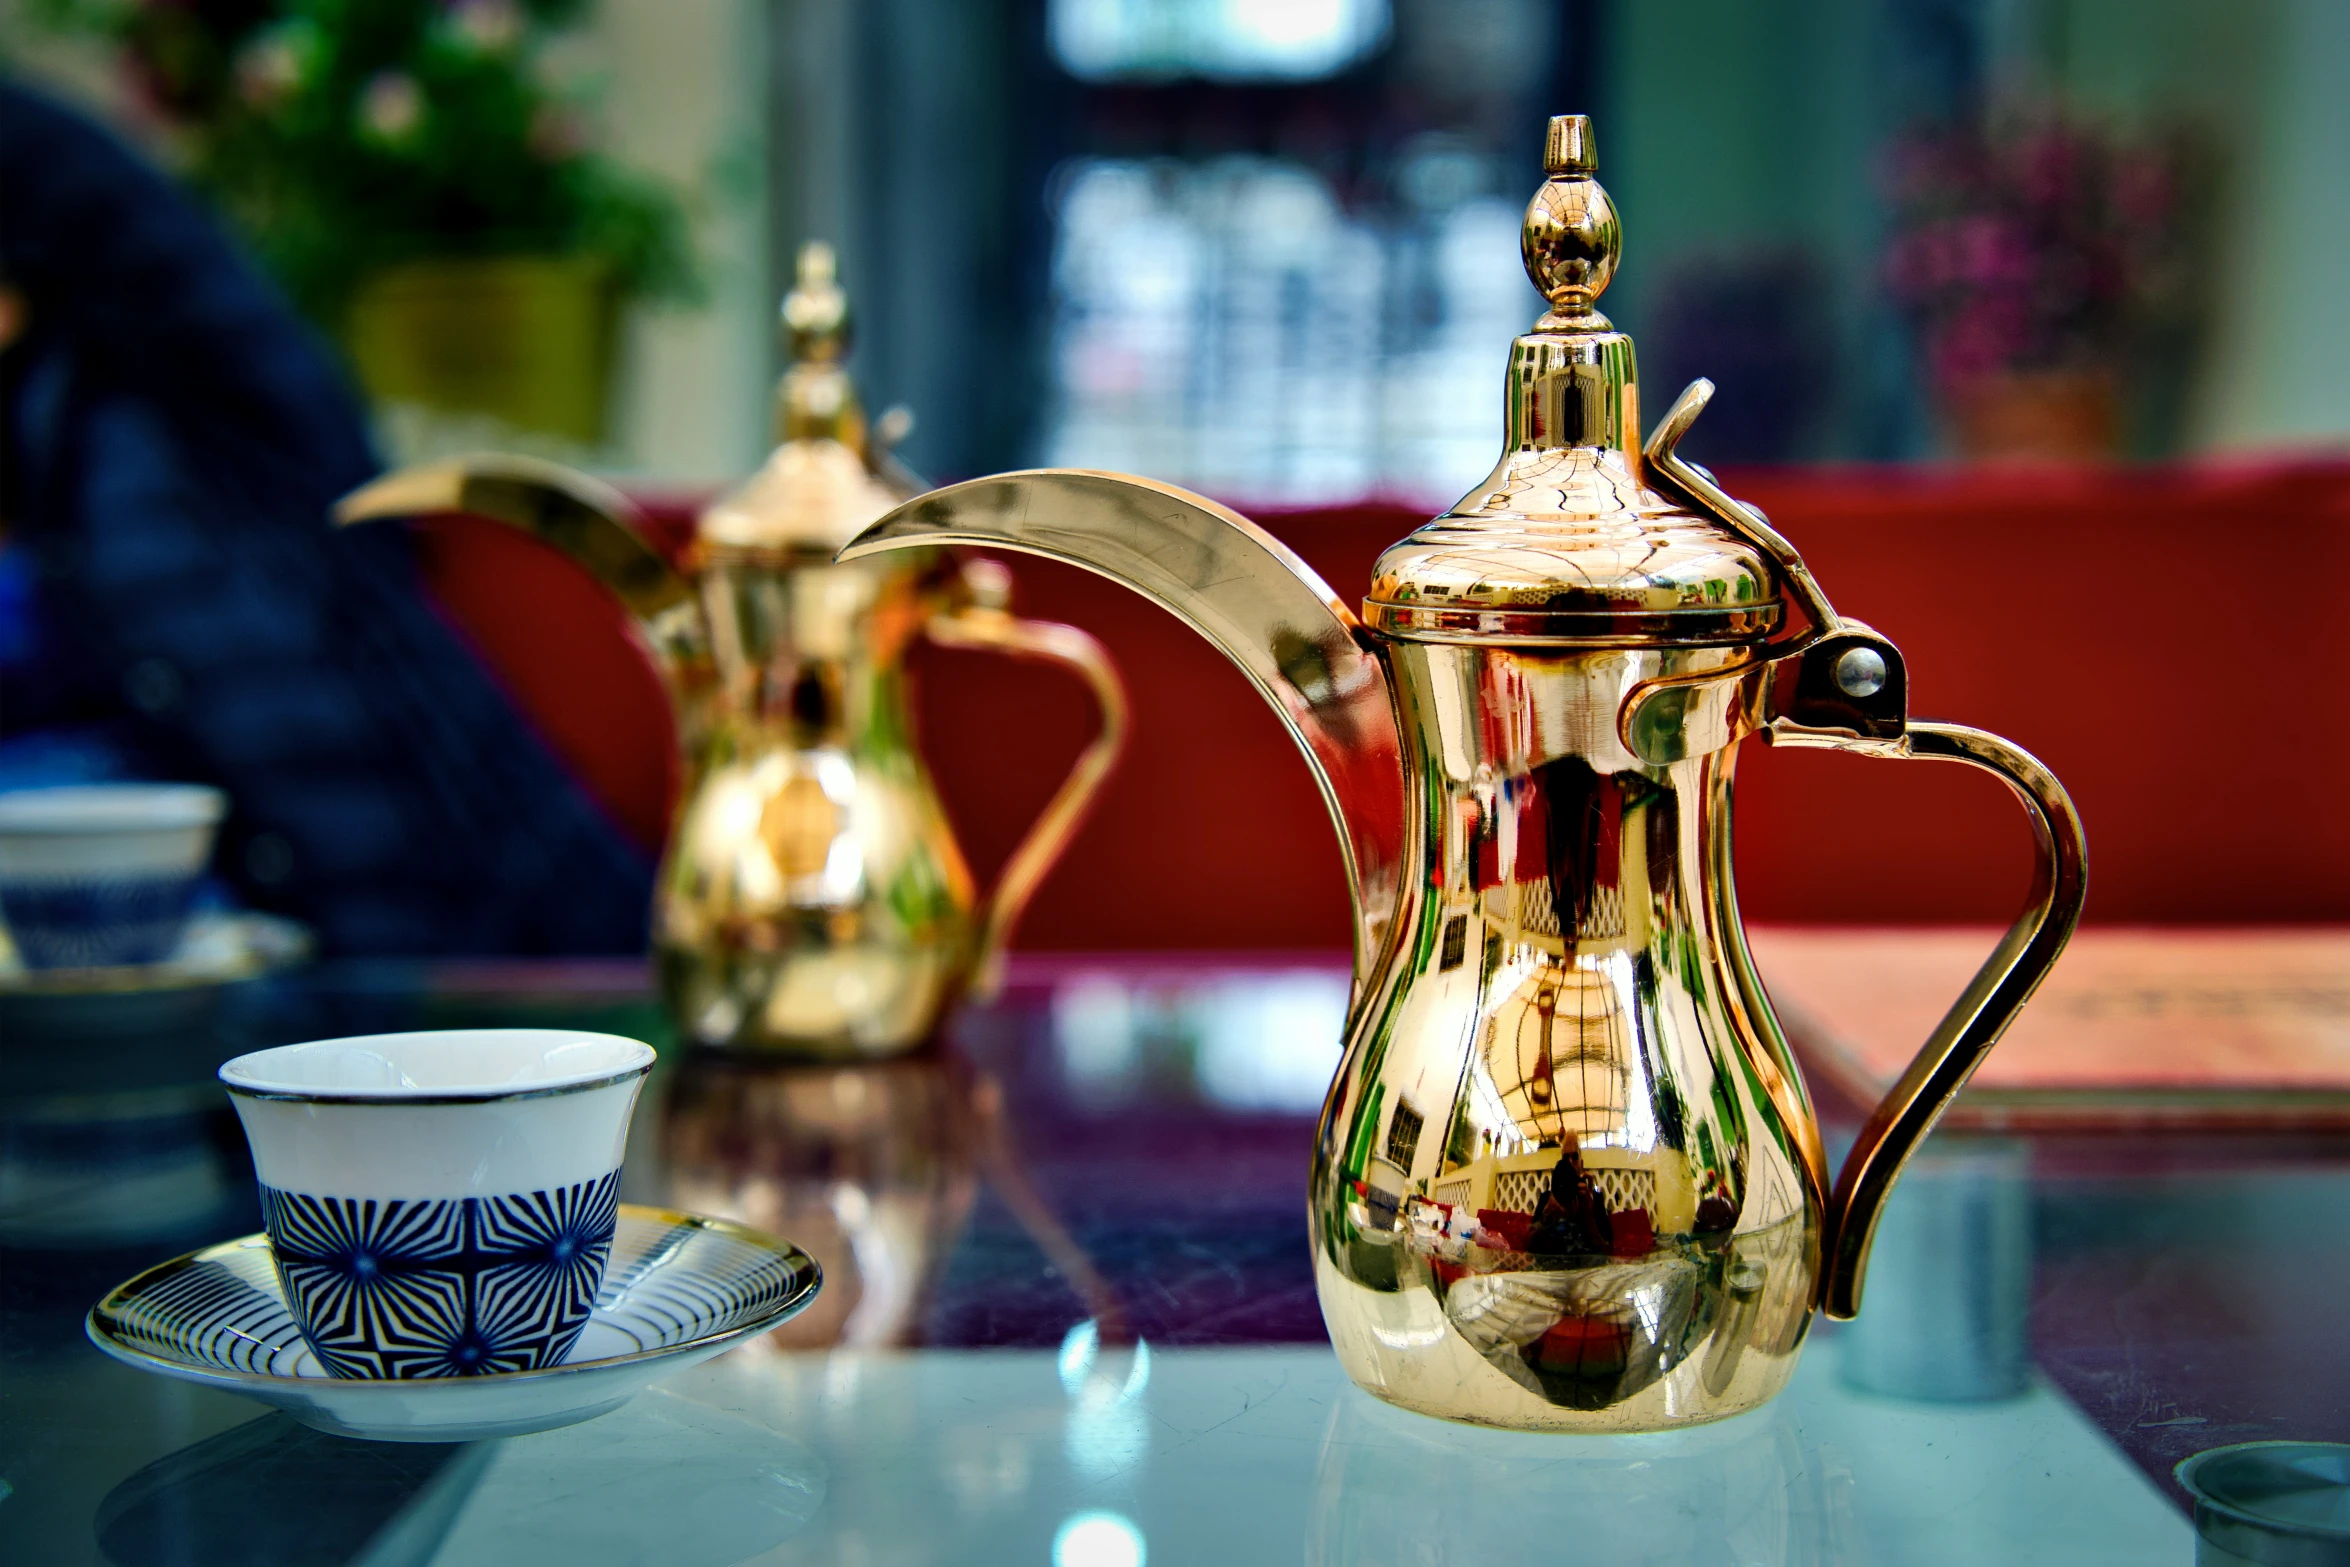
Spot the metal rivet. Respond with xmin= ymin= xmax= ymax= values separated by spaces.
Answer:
xmin=1834 ymin=646 xmax=1888 ymax=698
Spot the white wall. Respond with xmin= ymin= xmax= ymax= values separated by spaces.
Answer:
xmin=583 ymin=0 xmax=774 ymax=483
xmin=2195 ymin=0 xmax=2350 ymax=453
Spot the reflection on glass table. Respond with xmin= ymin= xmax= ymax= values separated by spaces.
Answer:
xmin=2 ymin=956 xmax=2345 ymax=1564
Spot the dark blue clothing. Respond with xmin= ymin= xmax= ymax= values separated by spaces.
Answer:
xmin=0 ymin=80 xmax=651 ymax=955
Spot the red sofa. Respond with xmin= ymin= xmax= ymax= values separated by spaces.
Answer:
xmin=409 ymin=460 xmax=2350 ymax=949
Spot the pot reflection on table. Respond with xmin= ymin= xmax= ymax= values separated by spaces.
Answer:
xmin=658 ymin=1048 xmax=980 ymax=1349
xmin=1308 ymin=1382 xmax=1853 ymax=1565
xmin=1837 ymin=1134 xmax=2033 ymax=1404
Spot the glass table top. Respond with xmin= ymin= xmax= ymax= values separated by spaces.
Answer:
xmin=3 ymin=955 xmax=2345 ymax=1564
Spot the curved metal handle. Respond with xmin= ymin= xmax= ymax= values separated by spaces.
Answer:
xmin=334 ymin=454 xmax=692 ymax=621
xmin=925 ymin=579 xmax=1128 ymax=999
xmin=842 ymin=468 xmax=1408 ymax=993
xmin=333 ymin=454 xmax=713 ymax=732
xmin=1645 ymin=379 xmax=1841 ymax=647
xmin=1646 ymin=384 xmax=2086 ymax=1317
xmin=1790 ymin=721 xmax=2088 ymax=1319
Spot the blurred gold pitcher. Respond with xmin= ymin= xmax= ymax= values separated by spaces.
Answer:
xmin=340 ymin=244 xmax=1125 ymax=1056
xmin=842 ymin=118 xmax=2086 ymax=1430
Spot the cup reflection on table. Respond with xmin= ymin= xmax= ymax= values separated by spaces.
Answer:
xmin=0 ymin=971 xmax=267 ymax=1252
xmin=659 ymin=1049 xmax=979 ymax=1350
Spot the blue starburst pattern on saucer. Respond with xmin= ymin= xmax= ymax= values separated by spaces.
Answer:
xmin=92 ymin=1206 xmax=816 ymax=1381
xmin=259 ymin=1172 xmax=620 ymax=1378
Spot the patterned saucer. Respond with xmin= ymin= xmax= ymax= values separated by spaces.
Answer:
xmin=0 ymin=911 xmax=311 ymax=994
xmin=87 ymin=1205 xmax=822 ymax=1442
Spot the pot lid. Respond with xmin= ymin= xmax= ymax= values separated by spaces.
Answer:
xmin=1364 ymin=116 xmax=1783 ymax=648
xmin=697 ymin=242 xmax=915 ymax=555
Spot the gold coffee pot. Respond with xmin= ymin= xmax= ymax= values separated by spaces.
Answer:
xmin=339 ymin=244 xmax=1126 ymax=1056
xmin=843 ymin=118 xmax=2087 ymax=1430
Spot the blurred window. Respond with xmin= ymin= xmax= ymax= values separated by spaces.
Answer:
xmin=1050 ymin=0 xmax=1393 ymax=83
xmin=1049 ymin=967 xmax=1350 ymax=1112
xmin=1043 ymin=151 xmax=1536 ymax=508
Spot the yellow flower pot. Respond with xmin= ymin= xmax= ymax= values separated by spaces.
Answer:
xmin=343 ymin=255 xmax=619 ymax=446
xmin=1942 ymin=369 xmax=2121 ymax=463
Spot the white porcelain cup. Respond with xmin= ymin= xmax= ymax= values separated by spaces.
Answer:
xmin=219 ymin=1030 xmax=656 ymax=1380
xmin=0 ymin=784 xmax=226 ymax=969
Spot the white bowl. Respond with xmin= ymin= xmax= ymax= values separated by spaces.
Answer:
xmin=0 ymin=784 xmax=226 ymax=879
xmin=0 ymin=785 xmax=227 ymax=969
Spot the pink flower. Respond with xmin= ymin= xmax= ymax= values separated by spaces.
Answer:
xmin=236 ymin=32 xmax=306 ymax=109
xmin=445 ymin=0 xmax=523 ymax=53
xmin=2113 ymin=157 xmax=2175 ymax=230
xmin=528 ymin=101 xmax=587 ymax=161
xmin=1956 ymin=216 xmax=2018 ymax=287
xmin=358 ymin=71 xmax=424 ymax=144
xmin=1883 ymin=108 xmax=2188 ymax=390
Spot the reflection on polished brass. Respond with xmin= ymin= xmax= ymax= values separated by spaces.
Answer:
xmin=844 ymin=114 xmax=2087 ymax=1431
xmin=338 ymin=243 xmax=1126 ymax=1056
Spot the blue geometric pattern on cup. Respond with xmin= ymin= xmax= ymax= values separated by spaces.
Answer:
xmin=259 ymin=1171 xmax=619 ymax=1379
xmin=0 ymin=872 xmax=199 ymax=969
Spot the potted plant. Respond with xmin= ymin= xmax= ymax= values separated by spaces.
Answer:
xmin=37 ymin=0 xmax=696 ymax=446
xmin=1883 ymin=110 xmax=2193 ymax=462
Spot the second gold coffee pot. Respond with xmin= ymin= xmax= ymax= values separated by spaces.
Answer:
xmin=845 ymin=118 xmax=2087 ymax=1431
xmin=340 ymin=244 xmax=1125 ymax=1056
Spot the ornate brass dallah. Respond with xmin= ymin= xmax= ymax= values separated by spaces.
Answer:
xmin=843 ymin=118 xmax=2087 ymax=1430
xmin=338 ymin=244 xmax=1126 ymax=1057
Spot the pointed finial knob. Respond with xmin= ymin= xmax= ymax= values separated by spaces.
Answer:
xmin=782 ymin=241 xmax=850 ymax=363
xmin=773 ymin=241 xmax=865 ymax=445
xmin=1544 ymin=113 xmax=1597 ymax=174
xmin=1523 ymin=114 xmax=1619 ymax=328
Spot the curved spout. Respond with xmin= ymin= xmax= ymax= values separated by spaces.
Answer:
xmin=840 ymin=469 xmax=1407 ymax=986
xmin=333 ymin=453 xmax=708 ymax=698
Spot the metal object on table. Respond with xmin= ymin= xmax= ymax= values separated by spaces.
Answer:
xmin=843 ymin=115 xmax=2087 ymax=1431
xmin=2176 ymin=1443 xmax=2350 ymax=1566
xmin=337 ymin=243 xmax=1127 ymax=1058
